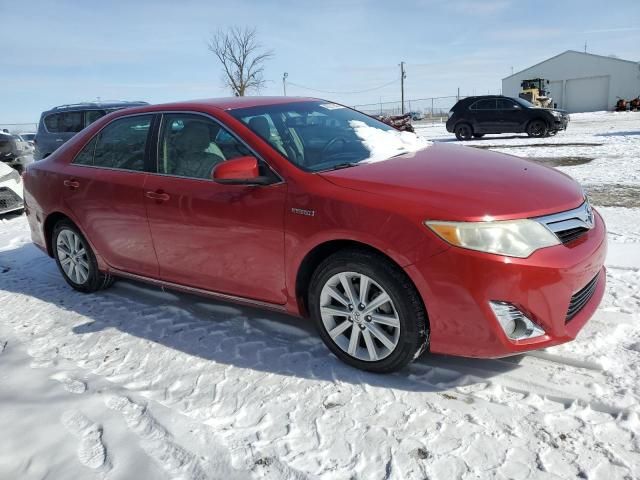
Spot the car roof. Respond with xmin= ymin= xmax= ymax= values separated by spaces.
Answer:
xmin=45 ymin=101 xmax=149 ymax=113
xmin=149 ymin=96 xmax=320 ymax=111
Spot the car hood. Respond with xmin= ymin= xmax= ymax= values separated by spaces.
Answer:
xmin=319 ymin=143 xmax=584 ymax=221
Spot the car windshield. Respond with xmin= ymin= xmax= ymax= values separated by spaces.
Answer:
xmin=230 ymin=101 xmax=431 ymax=172
xmin=513 ymin=97 xmax=536 ymax=108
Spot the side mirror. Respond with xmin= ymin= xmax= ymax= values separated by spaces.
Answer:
xmin=212 ymin=156 xmax=272 ymax=185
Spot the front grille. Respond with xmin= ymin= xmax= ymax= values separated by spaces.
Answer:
xmin=566 ymin=274 xmax=599 ymax=323
xmin=556 ymin=226 xmax=590 ymax=244
xmin=535 ymin=201 xmax=595 ymax=245
xmin=0 ymin=187 xmax=23 ymax=213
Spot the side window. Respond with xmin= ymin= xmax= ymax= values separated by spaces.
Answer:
xmin=85 ymin=110 xmax=106 ymax=127
xmin=470 ymin=99 xmax=497 ymax=110
xmin=158 ymin=113 xmax=251 ymax=180
xmin=44 ymin=113 xmax=61 ymax=133
xmin=92 ymin=115 xmax=152 ymax=171
xmin=497 ymin=99 xmax=517 ymax=110
xmin=72 ymin=137 xmax=97 ymax=165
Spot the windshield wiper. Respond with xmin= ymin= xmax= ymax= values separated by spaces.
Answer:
xmin=389 ymin=150 xmax=410 ymax=158
xmin=317 ymin=162 xmax=360 ymax=172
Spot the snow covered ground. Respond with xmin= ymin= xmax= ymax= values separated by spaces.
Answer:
xmin=1 ymin=111 xmax=639 ymax=479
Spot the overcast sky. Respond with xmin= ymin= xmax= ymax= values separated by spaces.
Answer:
xmin=1 ymin=0 xmax=639 ymax=124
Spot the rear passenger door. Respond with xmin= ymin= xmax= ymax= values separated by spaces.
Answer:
xmin=62 ymin=114 xmax=160 ymax=277
xmin=469 ymin=99 xmax=498 ymax=133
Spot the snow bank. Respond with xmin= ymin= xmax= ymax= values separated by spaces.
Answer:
xmin=350 ymin=120 xmax=432 ymax=163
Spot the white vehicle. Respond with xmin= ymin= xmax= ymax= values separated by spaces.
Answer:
xmin=0 ymin=161 xmax=24 ymax=215
xmin=0 ymin=131 xmax=33 ymax=172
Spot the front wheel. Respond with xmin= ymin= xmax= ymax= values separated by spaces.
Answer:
xmin=309 ymin=249 xmax=428 ymax=373
xmin=53 ymin=220 xmax=114 ymax=293
xmin=454 ymin=123 xmax=473 ymax=141
xmin=527 ymin=119 xmax=548 ymax=138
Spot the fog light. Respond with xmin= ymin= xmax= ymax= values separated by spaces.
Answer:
xmin=489 ymin=301 xmax=545 ymax=340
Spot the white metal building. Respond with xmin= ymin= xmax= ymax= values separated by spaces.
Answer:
xmin=502 ymin=50 xmax=640 ymax=113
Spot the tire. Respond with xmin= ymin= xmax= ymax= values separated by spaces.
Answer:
xmin=454 ymin=123 xmax=473 ymax=141
xmin=473 ymin=134 xmax=484 ymax=138
xmin=52 ymin=219 xmax=114 ymax=293
xmin=526 ymin=119 xmax=548 ymax=138
xmin=308 ymin=248 xmax=428 ymax=373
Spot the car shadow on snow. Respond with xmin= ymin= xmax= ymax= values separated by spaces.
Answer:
xmin=0 ymin=243 xmax=522 ymax=393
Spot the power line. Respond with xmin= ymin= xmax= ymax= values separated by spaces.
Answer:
xmin=286 ymin=78 xmax=398 ymax=95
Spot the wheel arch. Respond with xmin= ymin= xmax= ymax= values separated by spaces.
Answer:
xmin=294 ymin=239 xmax=426 ymax=321
xmin=43 ymin=211 xmax=73 ymax=257
xmin=43 ymin=211 xmax=105 ymax=271
xmin=526 ymin=116 xmax=551 ymax=130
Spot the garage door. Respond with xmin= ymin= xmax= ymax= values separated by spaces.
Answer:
xmin=548 ymin=80 xmax=563 ymax=109
xmin=565 ymin=75 xmax=610 ymax=113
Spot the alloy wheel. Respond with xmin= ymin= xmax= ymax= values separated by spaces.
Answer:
xmin=319 ymin=271 xmax=401 ymax=361
xmin=56 ymin=229 xmax=90 ymax=285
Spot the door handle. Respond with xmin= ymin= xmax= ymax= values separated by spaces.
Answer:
xmin=145 ymin=191 xmax=170 ymax=202
xmin=56 ymin=138 xmax=64 ymax=142
xmin=63 ymin=180 xmax=80 ymax=189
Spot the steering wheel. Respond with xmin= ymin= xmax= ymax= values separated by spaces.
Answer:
xmin=321 ymin=137 xmax=348 ymax=156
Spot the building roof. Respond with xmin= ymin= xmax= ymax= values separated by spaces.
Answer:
xmin=503 ymin=50 xmax=640 ymax=81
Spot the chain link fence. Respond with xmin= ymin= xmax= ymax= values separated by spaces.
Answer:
xmin=352 ymin=96 xmax=464 ymax=123
xmin=352 ymin=91 xmax=501 ymax=122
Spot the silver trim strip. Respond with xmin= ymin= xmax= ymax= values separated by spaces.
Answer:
xmin=109 ymin=268 xmax=289 ymax=313
xmin=535 ymin=200 xmax=595 ymax=234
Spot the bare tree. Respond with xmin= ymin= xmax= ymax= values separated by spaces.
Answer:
xmin=208 ymin=27 xmax=274 ymax=96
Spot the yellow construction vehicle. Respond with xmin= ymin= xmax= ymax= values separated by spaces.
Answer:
xmin=519 ymin=78 xmax=553 ymax=108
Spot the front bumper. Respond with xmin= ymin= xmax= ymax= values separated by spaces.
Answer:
xmin=553 ymin=116 xmax=569 ymax=131
xmin=0 ymin=179 xmax=24 ymax=215
xmin=405 ymin=210 xmax=607 ymax=357
xmin=3 ymin=154 xmax=34 ymax=168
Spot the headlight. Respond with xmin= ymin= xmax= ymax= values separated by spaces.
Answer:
xmin=0 ymin=168 xmax=21 ymax=184
xmin=551 ymin=111 xmax=561 ymax=118
xmin=425 ymin=219 xmax=560 ymax=258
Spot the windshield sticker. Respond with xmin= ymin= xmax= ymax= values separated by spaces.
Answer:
xmin=319 ymin=103 xmax=345 ymax=110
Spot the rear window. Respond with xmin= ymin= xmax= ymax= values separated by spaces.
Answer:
xmin=44 ymin=112 xmax=84 ymax=133
xmin=0 ymin=135 xmax=13 ymax=155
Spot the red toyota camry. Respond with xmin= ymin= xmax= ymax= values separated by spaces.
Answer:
xmin=23 ymin=97 xmax=607 ymax=372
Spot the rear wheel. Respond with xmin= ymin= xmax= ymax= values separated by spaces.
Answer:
xmin=454 ymin=123 xmax=473 ymax=141
xmin=527 ymin=119 xmax=548 ymax=138
xmin=53 ymin=220 xmax=114 ymax=293
xmin=309 ymin=249 xmax=428 ymax=373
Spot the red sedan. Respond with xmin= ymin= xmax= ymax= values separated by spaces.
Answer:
xmin=23 ymin=97 xmax=607 ymax=372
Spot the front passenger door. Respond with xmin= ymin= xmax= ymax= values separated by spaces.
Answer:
xmin=144 ymin=113 xmax=287 ymax=304
xmin=496 ymin=99 xmax=522 ymax=131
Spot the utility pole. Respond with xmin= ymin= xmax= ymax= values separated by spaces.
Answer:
xmin=400 ymin=61 xmax=406 ymax=114
xmin=282 ymin=72 xmax=288 ymax=96
xmin=584 ymin=41 xmax=587 ymax=53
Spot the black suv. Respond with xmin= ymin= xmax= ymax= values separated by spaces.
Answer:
xmin=446 ymin=95 xmax=569 ymax=140
xmin=34 ymin=101 xmax=148 ymax=160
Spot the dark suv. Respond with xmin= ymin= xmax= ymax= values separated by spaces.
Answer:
xmin=34 ymin=101 xmax=148 ymax=160
xmin=446 ymin=95 xmax=569 ymax=140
